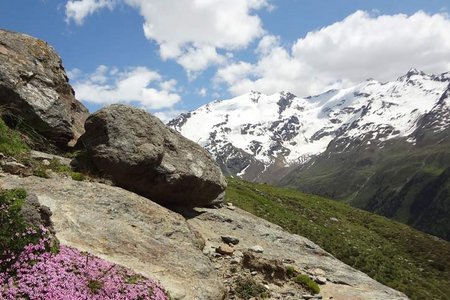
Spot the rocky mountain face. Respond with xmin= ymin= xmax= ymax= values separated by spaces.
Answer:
xmin=169 ymin=69 xmax=450 ymax=239
xmin=0 ymin=29 xmax=88 ymax=149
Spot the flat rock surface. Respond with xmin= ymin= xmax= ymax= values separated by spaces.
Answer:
xmin=1 ymin=175 xmax=225 ymax=300
xmin=187 ymin=206 xmax=409 ymax=300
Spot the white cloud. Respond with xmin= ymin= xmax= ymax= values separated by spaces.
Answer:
xmin=176 ymin=45 xmax=226 ymax=79
xmin=65 ymin=0 xmax=271 ymax=73
xmin=65 ymin=0 xmax=116 ymax=24
xmin=67 ymin=68 xmax=82 ymax=80
xmin=198 ymin=88 xmax=207 ymax=97
xmin=154 ymin=109 xmax=186 ymax=123
xmin=216 ymin=11 xmax=450 ymax=97
xmin=72 ymin=66 xmax=181 ymax=109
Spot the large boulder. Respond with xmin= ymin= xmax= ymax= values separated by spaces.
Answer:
xmin=78 ymin=104 xmax=227 ymax=207
xmin=0 ymin=29 xmax=88 ymax=148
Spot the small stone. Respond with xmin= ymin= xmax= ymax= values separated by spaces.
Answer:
xmin=230 ymin=258 xmax=241 ymax=264
xmin=329 ymin=217 xmax=339 ymax=222
xmin=42 ymin=159 xmax=51 ymax=166
xmin=263 ymin=284 xmax=270 ymax=290
xmin=251 ymin=271 xmax=258 ymax=276
xmin=302 ymin=295 xmax=314 ymax=299
xmin=315 ymin=276 xmax=327 ymax=284
xmin=203 ymin=246 xmax=214 ymax=256
xmin=310 ymin=268 xmax=326 ymax=276
xmin=216 ymin=244 xmax=234 ymax=256
xmin=221 ymin=235 xmax=240 ymax=245
xmin=234 ymin=251 xmax=244 ymax=258
xmin=248 ymin=245 xmax=264 ymax=253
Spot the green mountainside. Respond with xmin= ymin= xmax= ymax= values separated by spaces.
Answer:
xmin=279 ymin=127 xmax=450 ymax=241
xmin=226 ymin=177 xmax=450 ymax=300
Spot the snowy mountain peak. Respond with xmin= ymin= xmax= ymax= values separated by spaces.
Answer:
xmin=169 ymin=70 xmax=450 ymax=180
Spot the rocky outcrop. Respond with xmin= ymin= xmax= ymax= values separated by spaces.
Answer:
xmin=19 ymin=193 xmax=53 ymax=230
xmin=0 ymin=29 xmax=88 ymax=148
xmin=77 ymin=104 xmax=227 ymax=207
xmin=187 ymin=206 xmax=409 ymax=300
xmin=1 ymin=175 xmax=225 ymax=300
xmin=0 ymin=153 xmax=32 ymax=176
xmin=19 ymin=193 xmax=58 ymax=248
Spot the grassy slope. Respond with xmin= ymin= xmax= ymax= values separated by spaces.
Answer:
xmin=280 ymin=137 xmax=450 ymax=240
xmin=226 ymin=177 xmax=450 ymax=300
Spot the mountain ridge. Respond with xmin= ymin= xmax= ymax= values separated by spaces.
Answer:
xmin=169 ymin=68 xmax=450 ymax=180
xmin=169 ymin=69 xmax=450 ymax=239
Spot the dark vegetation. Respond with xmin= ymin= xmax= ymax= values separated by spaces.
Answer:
xmin=280 ymin=134 xmax=450 ymax=240
xmin=234 ymin=278 xmax=269 ymax=299
xmin=226 ymin=177 xmax=450 ymax=300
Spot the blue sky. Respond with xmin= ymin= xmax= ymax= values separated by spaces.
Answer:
xmin=1 ymin=0 xmax=450 ymax=121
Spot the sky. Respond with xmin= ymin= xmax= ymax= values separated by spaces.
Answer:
xmin=1 ymin=0 xmax=450 ymax=121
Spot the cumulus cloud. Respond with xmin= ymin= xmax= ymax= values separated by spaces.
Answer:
xmin=65 ymin=0 xmax=271 ymax=73
xmin=71 ymin=66 xmax=181 ymax=109
xmin=216 ymin=11 xmax=450 ymax=97
xmin=176 ymin=45 xmax=226 ymax=78
xmin=65 ymin=0 xmax=116 ymax=24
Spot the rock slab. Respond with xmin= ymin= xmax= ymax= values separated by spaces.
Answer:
xmin=1 ymin=175 xmax=225 ymax=300
xmin=78 ymin=104 xmax=227 ymax=207
xmin=0 ymin=29 xmax=88 ymax=148
xmin=187 ymin=206 xmax=409 ymax=300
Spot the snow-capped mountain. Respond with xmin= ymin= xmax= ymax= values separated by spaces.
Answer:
xmin=169 ymin=69 xmax=450 ymax=181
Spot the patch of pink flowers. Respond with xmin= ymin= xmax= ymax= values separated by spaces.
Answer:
xmin=0 ymin=237 xmax=168 ymax=300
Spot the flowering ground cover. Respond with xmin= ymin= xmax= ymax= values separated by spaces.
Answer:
xmin=0 ymin=189 xmax=169 ymax=300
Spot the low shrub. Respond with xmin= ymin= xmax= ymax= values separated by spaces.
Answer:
xmin=235 ymin=278 xmax=269 ymax=299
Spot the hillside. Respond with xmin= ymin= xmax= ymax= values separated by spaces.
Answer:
xmin=226 ymin=177 xmax=450 ymax=300
xmin=280 ymin=126 xmax=450 ymax=240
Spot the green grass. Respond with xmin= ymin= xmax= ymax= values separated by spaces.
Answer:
xmin=226 ymin=177 xmax=450 ymax=300
xmin=71 ymin=172 xmax=85 ymax=181
xmin=293 ymin=274 xmax=320 ymax=294
xmin=0 ymin=118 xmax=29 ymax=156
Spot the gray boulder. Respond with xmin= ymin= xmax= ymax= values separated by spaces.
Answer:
xmin=0 ymin=29 xmax=88 ymax=148
xmin=78 ymin=104 xmax=227 ymax=207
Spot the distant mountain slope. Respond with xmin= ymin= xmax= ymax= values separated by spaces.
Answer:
xmin=169 ymin=69 xmax=450 ymax=239
xmin=226 ymin=178 xmax=450 ymax=300
xmin=169 ymin=69 xmax=449 ymax=180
